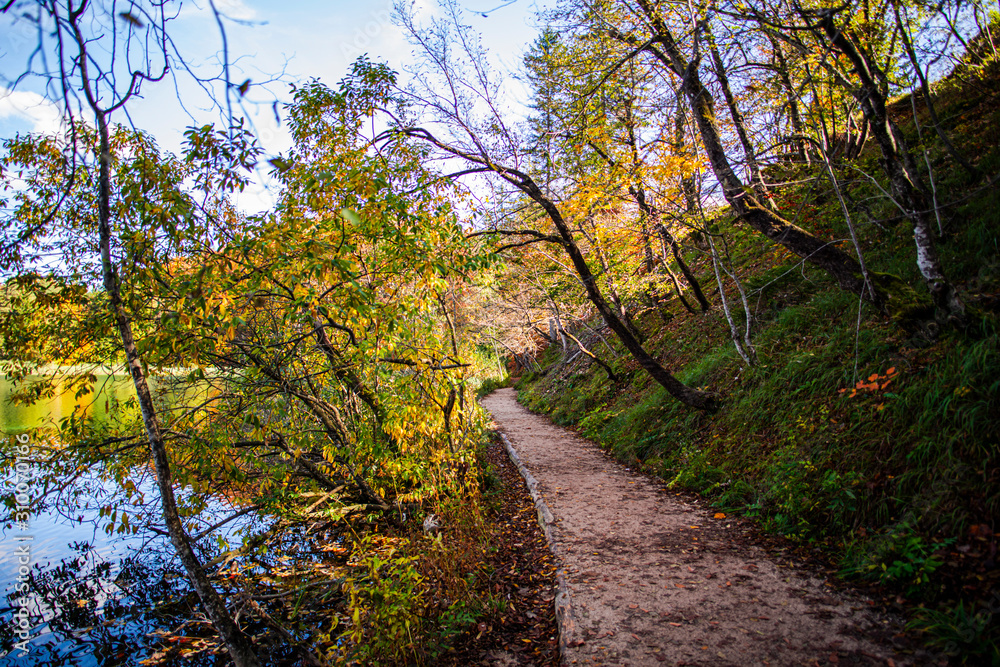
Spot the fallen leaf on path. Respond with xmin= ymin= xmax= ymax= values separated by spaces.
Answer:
xmin=714 ymin=512 xmax=727 ymax=519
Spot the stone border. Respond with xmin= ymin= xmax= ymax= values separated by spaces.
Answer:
xmin=496 ymin=429 xmax=574 ymax=666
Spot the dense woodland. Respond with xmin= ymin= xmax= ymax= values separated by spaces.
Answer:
xmin=0 ymin=0 xmax=998 ymax=663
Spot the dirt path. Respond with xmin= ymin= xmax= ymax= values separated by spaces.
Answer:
xmin=481 ymin=388 xmax=909 ymax=667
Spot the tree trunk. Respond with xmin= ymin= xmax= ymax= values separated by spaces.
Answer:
xmin=629 ymin=8 xmax=880 ymax=307
xmin=680 ymin=58 xmax=872 ymax=299
xmin=658 ymin=233 xmax=698 ymax=315
xmin=707 ymin=33 xmax=770 ymax=202
xmin=655 ymin=222 xmax=711 ymax=312
xmin=520 ymin=180 xmax=718 ymax=411
xmin=93 ymin=112 xmax=260 ymax=667
xmin=818 ymin=11 xmax=966 ymax=322
xmin=893 ymin=5 xmax=979 ymax=182
xmin=672 ymin=89 xmax=699 ymax=212
xmin=620 ymin=119 xmax=711 ymax=314
xmin=400 ymin=135 xmax=717 ymax=410
xmin=639 ymin=216 xmax=657 ymax=274
xmin=707 ymin=233 xmax=756 ymax=365
xmin=770 ymin=36 xmax=809 ymax=164
xmin=437 ymin=292 xmax=468 ymax=421
xmin=592 ymin=231 xmax=645 ymax=343
xmin=312 ymin=320 xmax=399 ymax=452
xmin=560 ymin=327 xmax=620 ymax=382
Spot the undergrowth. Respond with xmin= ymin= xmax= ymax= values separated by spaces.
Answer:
xmin=334 ymin=451 xmax=501 ymax=665
xmin=514 ymin=55 xmax=1000 ymax=663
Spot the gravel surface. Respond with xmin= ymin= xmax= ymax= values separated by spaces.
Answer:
xmin=482 ymin=388 xmax=913 ymax=667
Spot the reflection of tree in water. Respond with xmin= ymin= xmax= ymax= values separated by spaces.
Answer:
xmin=0 ymin=540 xmax=222 ymax=666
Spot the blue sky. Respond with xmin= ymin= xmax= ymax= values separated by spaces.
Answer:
xmin=0 ymin=0 xmax=550 ymax=210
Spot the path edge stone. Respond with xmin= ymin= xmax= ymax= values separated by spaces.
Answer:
xmin=495 ymin=428 xmax=574 ymax=666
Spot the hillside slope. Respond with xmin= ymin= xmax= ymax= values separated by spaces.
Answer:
xmin=513 ymin=51 xmax=1000 ymax=663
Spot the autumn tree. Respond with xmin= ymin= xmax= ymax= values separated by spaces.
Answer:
xmin=791 ymin=0 xmax=966 ymax=322
xmin=2 ymin=6 xmax=495 ymax=657
xmin=392 ymin=0 xmax=720 ymax=411
xmin=522 ymin=27 xmax=712 ymax=316
xmin=556 ymin=0 xmax=892 ymax=306
xmin=2 ymin=122 xmax=263 ymax=667
xmin=175 ymin=69 xmax=486 ymax=494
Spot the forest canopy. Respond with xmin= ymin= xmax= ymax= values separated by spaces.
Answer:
xmin=1 ymin=0 xmax=998 ymax=663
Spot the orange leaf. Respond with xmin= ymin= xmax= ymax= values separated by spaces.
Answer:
xmin=887 ymin=367 xmax=897 ymax=375
xmin=714 ymin=512 xmax=727 ymax=519
xmin=868 ymin=374 xmax=879 ymax=382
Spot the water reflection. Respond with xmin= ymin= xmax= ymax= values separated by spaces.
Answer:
xmin=0 ymin=465 xmax=254 ymax=665
xmin=0 ymin=540 xmax=193 ymax=665
xmin=1 ymin=373 xmax=255 ymax=665
xmin=0 ymin=373 xmax=135 ymax=433
xmin=0 ymin=372 xmax=204 ymax=433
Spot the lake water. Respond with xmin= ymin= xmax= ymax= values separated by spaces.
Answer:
xmin=0 ymin=472 xmax=187 ymax=665
xmin=0 ymin=374 xmax=135 ymax=433
xmin=0 ymin=374 xmax=242 ymax=665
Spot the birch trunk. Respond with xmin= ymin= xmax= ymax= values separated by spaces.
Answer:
xmin=819 ymin=12 xmax=966 ymax=322
xmin=93 ymin=111 xmax=261 ymax=667
xmin=708 ymin=233 xmax=755 ymax=365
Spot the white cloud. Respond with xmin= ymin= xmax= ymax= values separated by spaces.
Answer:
xmin=176 ymin=0 xmax=257 ymax=22
xmin=214 ymin=0 xmax=258 ymax=22
xmin=0 ymin=88 xmax=64 ymax=135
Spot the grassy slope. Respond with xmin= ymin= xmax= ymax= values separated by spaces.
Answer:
xmin=515 ymin=56 xmax=1000 ymax=661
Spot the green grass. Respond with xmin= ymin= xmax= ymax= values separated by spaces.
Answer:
xmin=513 ymin=55 xmax=1000 ymax=660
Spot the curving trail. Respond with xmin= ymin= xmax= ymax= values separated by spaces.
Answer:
xmin=482 ymin=388 xmax=906 ymax=667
